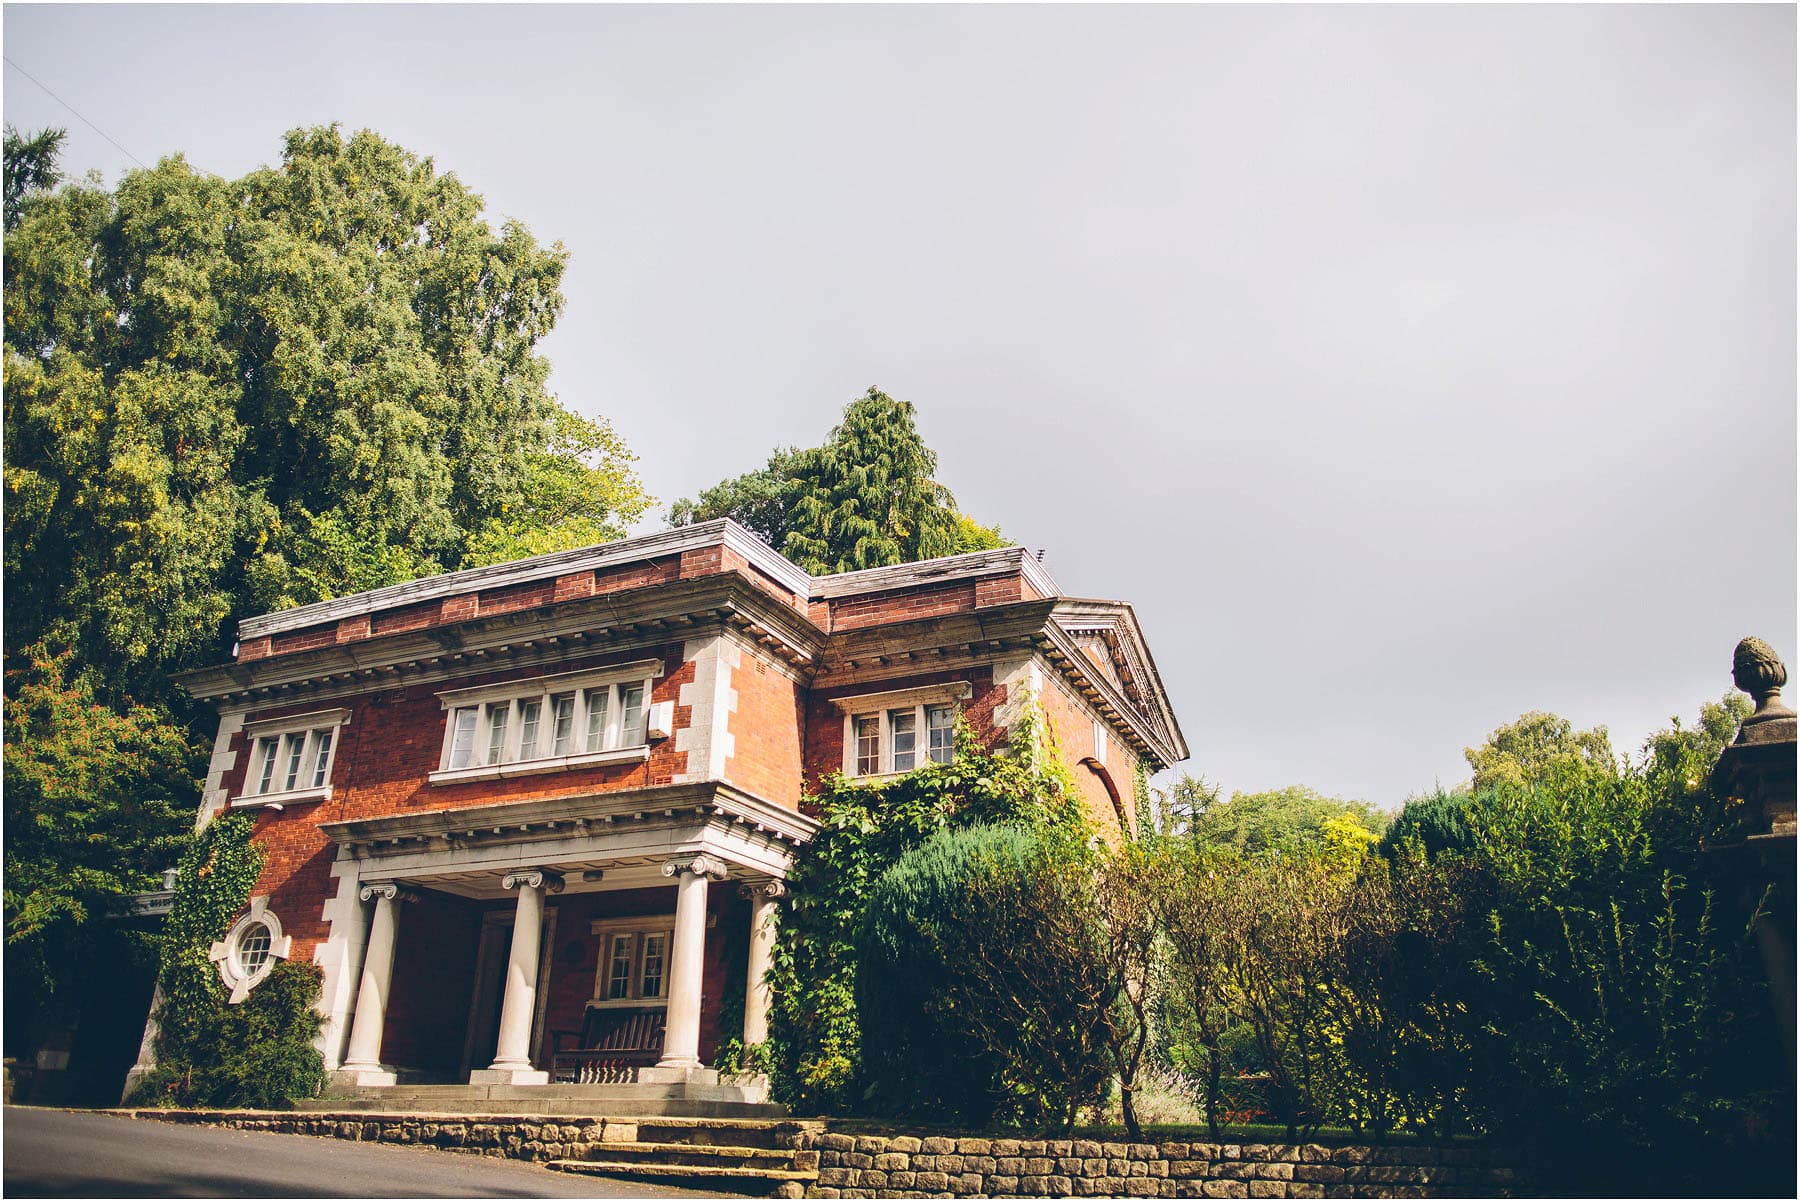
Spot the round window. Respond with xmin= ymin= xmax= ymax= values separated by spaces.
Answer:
xmin=235 ymin=921 xmax=273 ymax=978
xmin=214 ymin=907 xmax=287 ymax=1000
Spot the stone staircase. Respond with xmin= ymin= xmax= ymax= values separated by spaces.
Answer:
xmin=546 ymin=1117 xmax=821 ymax=1197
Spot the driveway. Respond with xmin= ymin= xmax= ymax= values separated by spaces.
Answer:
xmin=3 ymin=1106 xmax=732 ymax=1198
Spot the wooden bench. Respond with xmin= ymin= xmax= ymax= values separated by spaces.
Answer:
xmin=550 ymin=1005 xmax=668 ymax=1084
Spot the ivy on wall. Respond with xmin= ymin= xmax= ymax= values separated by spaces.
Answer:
xmin=127 ymin=811 xmax=326 ymax=1108
xmin=764 ymin=701 xmax=1088 ymax=1113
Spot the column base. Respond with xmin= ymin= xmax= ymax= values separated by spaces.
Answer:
xmin=332 ymin=1065 xmax=398 ymax=1088
xmin=638 ymin=1065 xmax=721 ymax=1087
xmin=468 ymin=1066 xmax=550 ymax=1085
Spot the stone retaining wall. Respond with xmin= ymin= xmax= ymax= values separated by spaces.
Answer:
xmin=120 ymin=1108 xmax=811 ymax=1161
xmin=117 ymin=1109 xmax=1513 ymax=1198
xmin=804 ymin=1133 xmax=1511 ymax=1199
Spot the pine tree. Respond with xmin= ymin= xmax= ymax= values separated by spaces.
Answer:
xmin=782 ymin=388 xmax=963 ymax=574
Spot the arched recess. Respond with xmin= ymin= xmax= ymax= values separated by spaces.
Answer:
xmin=1079 ymin=756 xmax=1131 ymax=835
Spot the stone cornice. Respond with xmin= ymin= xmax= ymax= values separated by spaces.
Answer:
xmin=176 ymin=574 xmax=825 ymax=707
xmin=1034 ymin=621 xmax=1187 ymax=768
xmin=237 ymin=519 xmax=811 ymax=640
xmin=1050 ymin=599 xmax=1188 ymax=765
xmin=317 ymin=780 xmax=820 ymax=855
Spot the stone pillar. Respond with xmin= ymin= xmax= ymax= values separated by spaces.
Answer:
xmin=1711 ymin=637 xmax=1797 ymax=1073
xmin=335 ymin=883 xmax=415 ymax=1087
xmin=646 ymin=853 xmax=728 ymax=1079
xmin=469 ymin=868 xmax=562 ymax=1085
xmin=739 ymin=879 xmax=785 ymax=1048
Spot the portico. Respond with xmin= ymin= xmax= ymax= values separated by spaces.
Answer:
xmin=318 ymin=781 xmax=815 ymax=1097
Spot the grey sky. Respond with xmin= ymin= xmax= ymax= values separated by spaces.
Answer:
xmin=5 ymin=3 xmax=1794 ymax=806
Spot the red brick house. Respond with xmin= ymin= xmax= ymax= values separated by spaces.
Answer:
xmin=126 ymin=519 xmax=1186 ymax=1105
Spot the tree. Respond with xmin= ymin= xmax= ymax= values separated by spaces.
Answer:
xmin=1464 ymin=710 xmax=1615 ymax=792
xmin=5 ymin=124 xmax=649 ymax=702
xmin=668 ymin=445 xmax=804 ymax=549
xmin=669 ymin=387 xmax=1004 ymax=573
xmin=1377 ymin=789 xmax=1475 ymax=860
xmin=1182 ymin=782 xmax=1387 ymax=858
xmin=1150 ymin=773 xmax=1223 ymax=843
xmin=3 ymin=125 xmax=649 ymax=1055
xmin=3 ymin=125 xmax=64 ymax=230
xmin=2 ymin=649 xmax=194 ymax=1044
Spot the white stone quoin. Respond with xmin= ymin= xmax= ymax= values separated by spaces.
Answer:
xmin=469 ymin=869 xmax=562 ymax=1085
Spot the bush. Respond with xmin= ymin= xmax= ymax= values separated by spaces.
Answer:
xmin=857 ymin=823 xmax=1114 ymax=1129
xmin=129 ymin=960 xmax=326 ymax=1109
xmin=766 ymin=708 xmax=1089 ymax=1114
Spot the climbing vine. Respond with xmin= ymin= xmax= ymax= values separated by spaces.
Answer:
xmin=128 ymin=812 xmax=326 ymax=1108
xmin=765 ymin=697 xmax=1087 ymax=1113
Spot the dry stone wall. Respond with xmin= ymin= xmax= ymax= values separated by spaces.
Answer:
xmin=117 ymin=1109 xmax=1514 ymax=1198
xmin=806 ymin=1133 xmax=1510 ymax=1199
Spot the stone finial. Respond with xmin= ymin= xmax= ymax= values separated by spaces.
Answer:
xmin=1732 ymin=637 xmax=1796 ymax=745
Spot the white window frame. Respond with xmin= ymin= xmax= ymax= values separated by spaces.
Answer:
xmin=586 ymin=915 xmax=678 ymax=1009
xmin=208 ymin=899 xmax=293 ymax=1003
xmin=430 ymin=660 xmax=665 ymax=785
xmin=231 ymin=709 xmax=351 ymax=808
xmin=832 ymin=682 xmax=972 ymax=780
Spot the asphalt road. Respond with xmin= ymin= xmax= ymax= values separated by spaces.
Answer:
xmin=3 ymin=1107 xmax=731 ymax=1198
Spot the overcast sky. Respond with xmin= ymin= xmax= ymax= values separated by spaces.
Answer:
xmin=6 ymin=3 xmax=1794 ymax=806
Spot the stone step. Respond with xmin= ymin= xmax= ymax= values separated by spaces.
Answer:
xmin=547 ymin=1158 xmax=815 ymax=1197
xmin=576 ymin=1141 xmax=810 ymax=1169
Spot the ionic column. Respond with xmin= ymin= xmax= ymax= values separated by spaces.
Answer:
xmin=739 ymin=880 xmax=785 ymax=1048
xmin=338 ymin=882 xmax=416 ymax=1086
xmin=656 ymin=854 xmax=728 ymax=1070
xmin=470 ymin=868 xmax=562 ymax=1085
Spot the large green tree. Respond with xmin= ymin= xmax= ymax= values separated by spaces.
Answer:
xmin=3 ymin=125 xmax=649 ymax=1037
xmin=670 ymin=387 xmax=1004 ymax=573
xmin=1464 ymin=710 xmax=1615 ymax=792
xmin=1170 ymin=780 xmax=1388 ymax=858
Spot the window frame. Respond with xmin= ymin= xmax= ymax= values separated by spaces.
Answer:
xmin=431 ymin=660 xmax=665 ymax=785
xmin=210 ymin=903 xmax=293 ymax=1002
xmin=587 ymin=915 xmax=678 ymax=1009
xmin=231 ymin=709 xmax=351 ymax=808
xmin=834 ymin=682 xmax=972 ymax=780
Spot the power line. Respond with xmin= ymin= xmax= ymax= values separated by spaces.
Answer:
xmin=3 ymin=54 xmax=148 ymax=170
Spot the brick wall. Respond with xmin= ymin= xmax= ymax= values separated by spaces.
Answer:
xmin=221 ymin=645 xmax=695 ymax=967
xmin=239 ymin=555 xmax=686 ymax=665
xmin=1036 ymin=670 xmax=1134 ymax=838
xmin=827 ymin=581 xmax=978 ymax=633
xmin=726 ymin=647 xmax=806 ymax=807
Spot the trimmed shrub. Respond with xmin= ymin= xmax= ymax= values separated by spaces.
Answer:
xmin=857 ymin=823 xmax=1114 ymax=1128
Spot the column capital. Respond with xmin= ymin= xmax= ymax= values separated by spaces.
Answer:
xmin=500 ymin=868 xmax=565 ymax=894
xmin=663 ymin=854 xmax=728 ymax=882
xmin=738 ymin=879 xmax=787 ymax=901
xmin=359 ymin=882 xmax=419 ymax=904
